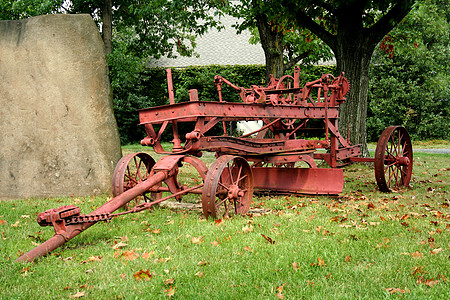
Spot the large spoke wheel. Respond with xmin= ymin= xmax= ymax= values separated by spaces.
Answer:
xmin=375 ymin=126 xmax=413 ymax=192
xmin=202 ymin=155 xmax=253 ymax=219
xmin=112 ymin=152 xmax=156 ymax=209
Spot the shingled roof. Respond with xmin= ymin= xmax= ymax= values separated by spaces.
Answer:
xmin=147 ymin=15 xmax=265 ymax=68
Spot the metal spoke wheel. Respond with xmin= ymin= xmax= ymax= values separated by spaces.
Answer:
xmin=112 ymin=152 xmax=156 ymax=209
xmin=375 ymin=126 xmax=413 ymax=192
xmin=202 ymin=155 xmax=253 ymax=219
xmin=275 ymin=75 xmax=295 ymax=105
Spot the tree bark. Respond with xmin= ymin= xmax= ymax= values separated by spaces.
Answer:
xmin=254 ymin=6 xmax=285 ymax=82
xmin=102 ymin=0 xmax=113 ymax=55
xmin=283 ymin=0 xmax=414 ymax=156
xmin=333 ymin=6 xmax=377 ymax=156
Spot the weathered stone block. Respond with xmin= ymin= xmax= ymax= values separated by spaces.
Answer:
xmin=0 ymin=14 xmax=122 ymax=199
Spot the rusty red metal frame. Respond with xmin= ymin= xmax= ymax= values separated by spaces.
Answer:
xmin=16 ymin=67 xmax=413 ymax=263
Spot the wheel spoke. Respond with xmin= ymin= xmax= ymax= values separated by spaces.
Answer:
xmin=234 ymin=165 xmax=243 ymax=186
xmin=218 ymin=181 xmax=230 ymax=191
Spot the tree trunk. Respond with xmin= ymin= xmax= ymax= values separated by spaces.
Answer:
xmin=334 ymin=11 xmax=377 ymax=156
xmin=102 ymin=0 xmax=113 ymax=55
xmin=253 ymin=2 xmax=285 ymax=83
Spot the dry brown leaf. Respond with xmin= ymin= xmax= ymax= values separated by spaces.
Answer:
xmin=0 ymin=220 xmax=7 ymax=225
xmin=112 ymin=241 xmax=128 ymax=250
xmin=430 ymin=248 xmax=442 ymax=255
xmin=243 ymin=246 xmax=253 ymax=252
xmin=195 ymin=271 xmax=205 ymax=277
xmin=119 ymin=250 xmax=139 ymax=261
xmin=345 ymin=255 xmax=352 ymax=262
xmin=318 ymin=257 xmax=326 ymax=266
xmin=384 ymin=287 xmax=409 ymax=294
xmin=69 ymin=291 xmax=85 ymax=298
xmin=292 ymin=261 xmax=300 ymax=271
xmin=191 ymin=236 xmax=204 ymax=244
xmin=11 ymin=220 xmax=20 ymax=227
xmin=411 ymin=251 xmax=424 ymax=259
xmin=133 ymin=269 xmax=152 ymax=281
xmin=197 ymin=260 xmax=209 ymax=266
xmin=261 ymin=234 xmax=275 ymax=244
xmin=165 ymin=278 xmax=175 ymax=285
xmin=242 ymin=225 xmax=253 ymax=233
xmin=152 ymin=229 xmax=161 ymax=234
xmin=165 ymin=286 xmax=175 ymax=298
xmin=141 ymin=250 xmax=154 ymax=260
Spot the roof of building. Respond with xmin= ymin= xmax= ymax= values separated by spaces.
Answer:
xmin=147 ymin=15 xmax=266 ymax=68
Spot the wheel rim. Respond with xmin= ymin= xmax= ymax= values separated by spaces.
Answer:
xmin=275 ymin=75 xmax=295 ymax=105
xmin=112 ymin=153 xmax=155 ymax=209
xmin=375 ymin=126 xmax=413 ymax=192
xmin=202 ymin=155 xmax=253 ymax=219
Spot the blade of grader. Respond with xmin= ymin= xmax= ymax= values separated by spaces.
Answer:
xmin=252 ymin=167 xmax=344 ymax=195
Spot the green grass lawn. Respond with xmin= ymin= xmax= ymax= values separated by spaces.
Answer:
xmin=0 ymin=147 xmax=448 ymax=299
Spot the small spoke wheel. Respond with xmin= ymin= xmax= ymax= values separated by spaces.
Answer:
xmin=202 ymin=155 xmax=253 ymax=219
xmin=275 ymin=75 xmax=295 ymax=104
xmin=112 ymin=152 xmax=156 ymax=209
xmin=375 ymin=126 xmax=413 ymax=192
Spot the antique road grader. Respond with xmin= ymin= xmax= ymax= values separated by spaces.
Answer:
xmin=16 ymin=67 xmax=413 ymax=262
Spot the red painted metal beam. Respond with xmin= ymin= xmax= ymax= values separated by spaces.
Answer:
xmin=138 ymin=101 xmax=339 ymax=125
xmin=15 ymin=171 xmax=168 ymax=263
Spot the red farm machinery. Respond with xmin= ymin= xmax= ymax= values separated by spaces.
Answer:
xmin=16 ymin=67 xmax=413 ymax=262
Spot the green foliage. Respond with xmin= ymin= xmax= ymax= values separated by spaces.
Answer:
xmin=0 ymin=0 xmax=64 ymax=19
xmin=226 ymin=0 xmax=333 ymax=68
xmin=367 ymin=0 xmax=449 ymax=141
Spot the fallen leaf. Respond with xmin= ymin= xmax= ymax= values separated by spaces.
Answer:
xmin=112 ymin=241 xmax=128 ymax=250
xmin=211 ymin=238 xmax=220 ymax=246
xmin=152 ymin=229 xmax=161 ymax=234
xmin=345 ymin=255 xmax=352 ymax=262
xmin=317 ymin=257 xmax=326 ymax=266
xmin=191 ymin=236 xmax=204 ymax=244
xmin=11 ymin=220 xmax=20 ymax=227
xmin=261 ymin=234 xmax=275 ymax=244
xmin=311 ymin=257 xmax=326 ymax=267
xmin=276 ymin=284 xmax=285 ymax=299
xmin=0 ymin=220 xmax=7 ymax=225
xmin=417 ymin=276 xmax=439 ymax=287
xmin=243 ymin=246 xmax=253 ymax=252
xmin=120 ymin=273 xmax=126 ymax=279
xmin=141 ymin=250 xmax=154 ymax=260
xmin=431 ymin=248 xmax=442 ymax=255
xmin=69 ymin=291 xmax=85 ymax=298
xmin=411 ymin=251 xmax=423 ymax=259
xmin=292 ymin=261 xmax=300 ymax=271
xmin=133 ymin=269 xmax=153 ymax=281
xmin=119 ymin=250 xmax=139 ymax=261
xmin=197 ymin=260 xmax=209 ymax=266
xmin=165 ymin=278 xmax=175 ymax=285
xmin=165 ymin=286 xmax=175 ymax=298
xmin=195 ymin=271 xmax=205 ymax=277
xmin=384 ymin=287 xmax=409 ymax=294
xmin=242 ymin=225 xmax=253 ymax=233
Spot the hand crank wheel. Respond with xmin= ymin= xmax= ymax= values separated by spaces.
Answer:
xmin=202 ymin=155 xmax=253 ymax=219
xmin=112 ymin=152 xmax=156 ymax=209
xmin=374 ymin=126 xmax=413 ymax=192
